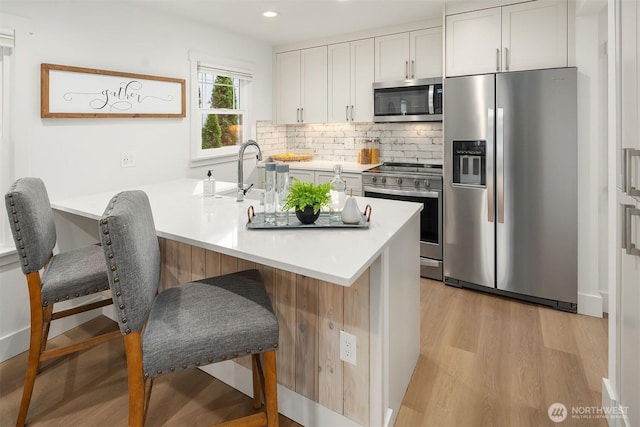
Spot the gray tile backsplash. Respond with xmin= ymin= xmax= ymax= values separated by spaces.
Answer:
xmin=256 ymin=121 xmax=443 ymax=164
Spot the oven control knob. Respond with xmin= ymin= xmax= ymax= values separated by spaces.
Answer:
xmin=371 ymin=176 xmax=377 ymax=183
xmin=381 ymin=177 xmax=387 ymax=184
xmin=414 ymin=179 xmax=420 ymax=187
xmin=397 ymin=178 xmax=403 ymax=185
xmin=424 ymin=180 xmax=431 ymax=188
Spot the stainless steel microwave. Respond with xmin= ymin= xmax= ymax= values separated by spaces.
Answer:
xmin=373 ymin=77 xmax=443 ymax=122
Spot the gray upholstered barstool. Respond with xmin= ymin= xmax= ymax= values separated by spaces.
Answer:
xmin=4 ymin=177 xmax=120 ymax=427
xmin=99 ymin=190 xmax=280 ymax=427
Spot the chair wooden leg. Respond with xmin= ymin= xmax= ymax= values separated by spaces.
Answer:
xmin=124 ymin=332 xmax=146 ymax=427
xmin=263 ymin=351 xmax=279 ymax=427
xmin=39 ymin=305 xmax=53 ymax=355
xmin=16 ymin=273 xmax=47 ymax=427
xmin=252 ymin=354 xmax=264 ymax=410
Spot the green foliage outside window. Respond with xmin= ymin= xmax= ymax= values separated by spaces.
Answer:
xmin=201 ymin=76 xmax=240 ymax=149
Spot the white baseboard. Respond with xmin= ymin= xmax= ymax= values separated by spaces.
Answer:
xmin=578 ymin=291 xmax=603 ymax=317
xmin=600 ymin=290 xmax=609 ymax=314
xmin=602 ymin=378 xmax=618 ymax=427
xmin=0 ymin=325 xmax=30 ymax=363
xmin=200 ymin=361 xmax=363 ymax=427
xmin=0 ymin=296 xmax=105 ymax=363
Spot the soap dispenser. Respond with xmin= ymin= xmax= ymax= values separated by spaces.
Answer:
xmin=203 ymin=169 xmax=216 ymax=197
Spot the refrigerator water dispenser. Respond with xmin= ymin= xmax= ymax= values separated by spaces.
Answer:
xmin=452 ymin=140 xmax=486 ymax=186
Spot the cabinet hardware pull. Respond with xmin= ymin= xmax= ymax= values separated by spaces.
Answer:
xmin=350 ymin=105 xmax=354 ymax=121
xmin=300 ymin=107 xmax=304 ymax=123
xmin=496 ymin=48 xmax=500 ymax=71
xmin=623 ymin=204 xmax=640 ymax=257
xmin=296 ymin=108 xmax=300 ymax=123
xmin=624 ymin=148 xmax=640 ymax=198
xmin=405 ymin=61 xmax=409 ymax=79
xmin=411 ymin=60 xmax=415 ymax=78
xmin=505 ymin=48 xmax=510 ymax=71
xmin=346 ymin=105 xmax=349 ymax=121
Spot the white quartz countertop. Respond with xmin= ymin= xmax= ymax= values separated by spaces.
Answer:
xmin=51 ymin=178 xmax=421 ymax=286
xmin=258 ymin=160 xmax=380 ymax=173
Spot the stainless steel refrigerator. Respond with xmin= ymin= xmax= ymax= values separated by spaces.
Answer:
xmin=443 ymin=67 xmax=577 ymax=312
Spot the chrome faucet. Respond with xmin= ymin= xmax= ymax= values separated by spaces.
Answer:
xmin=237 ymin=139 xmax=263 ymax=202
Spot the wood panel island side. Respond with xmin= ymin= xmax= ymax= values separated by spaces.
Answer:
xmin=51 ymin=178 xmax=422 ymax=427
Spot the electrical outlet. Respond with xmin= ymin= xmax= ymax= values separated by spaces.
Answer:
xmin=340 ymin=330 xmax=357 ymax=365
xmin=120 ymin=151 xmax=136 ymax=168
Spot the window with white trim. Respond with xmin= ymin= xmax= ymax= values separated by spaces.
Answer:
xmin=0 ymin=29 xmax=14 ymax=254
xmin=190 ymin=57 xmax=252 ymax=162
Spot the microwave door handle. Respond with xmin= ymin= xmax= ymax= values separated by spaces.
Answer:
xmin=428 ymin=85 xmax=434 ymax=115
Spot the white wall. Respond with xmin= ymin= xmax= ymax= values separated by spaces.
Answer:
xmin=1 ymin=1 xmax=273 ymax=199
xmin=574 ymin=1 xmax=609 ymax=317
xmin=0 ymin=0 xmax=273 ymax=361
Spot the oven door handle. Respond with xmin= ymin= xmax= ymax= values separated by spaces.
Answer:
xmin=420 ymin=258 xmax=442 ymax=268
xmin=363 ymin=185 xmax=440 ymax=199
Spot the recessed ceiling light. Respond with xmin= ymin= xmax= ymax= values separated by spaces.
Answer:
xmin=263 ymin=11 xmax=278 ymax=18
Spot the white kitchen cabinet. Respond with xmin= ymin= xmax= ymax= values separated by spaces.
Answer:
xmin=411 ymin=27 xmax=444 ymax=80
xmin=375 ymin=28 xmax=442 ymax=81
xmin=316 ymin=171 xmax=362 ymax=196
xmin=445 ymin=0 xmax=568 ymax=76
xmin=276 ymin=50 xmax=301 ymax=125
xmin=328 ymin=39 xmax=375 ymax=123
xmin=501 ymin=0 xmax=567 ymax=72
xmin=259 ymin=167 xmax=363 ymax=196
xmin=276 ymin=46 xmax=328 ymax=124
xmin=288 ymin=169 xmax=315 ymax=183
xmin=445 ymin=7 xmax=502 ymax=76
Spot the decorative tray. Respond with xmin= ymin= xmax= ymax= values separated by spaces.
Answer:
xmin=246 ymin=205 xmax=371 ymax=230
xmin=271 ymin=153 xmax=313 ymax=162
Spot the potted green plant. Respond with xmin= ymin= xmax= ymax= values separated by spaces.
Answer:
xmin=282 ymin=180 xmax=331 ymax=224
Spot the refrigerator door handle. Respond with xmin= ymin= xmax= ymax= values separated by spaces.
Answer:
xmin=487 ymin=108 xmax=495 ymax=223
xmin=496 ymin=108 xmax=505 ymax=224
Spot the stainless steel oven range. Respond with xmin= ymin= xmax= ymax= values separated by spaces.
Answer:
xmin=362 ymin=163 xmax=443 ymax=280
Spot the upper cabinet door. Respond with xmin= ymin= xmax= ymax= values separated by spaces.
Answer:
xmin=276 ymin=50 xmax=301 ymax=125
xmin=446 ymin=7 xmax=502 ymax=77
xmin=410 ymin=27 xmax=443 ymax=79
xmin=328 ymin=42 xmax=351 ymax=123
xmin=502 ymin=0 xmax=568 ymax=72
xmin=328 ymin=39 xmax=374 ymax=123
xmin=300 ymin=46 xmax=328 ymax=124
xmin=350 ymin=38 xmax=375 ymax=122
xmin=375 ymin=32 xmax=410 ymax=81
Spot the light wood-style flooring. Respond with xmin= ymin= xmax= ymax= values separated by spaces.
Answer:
xmin=0 ymin=279 xmax=607 ymax=427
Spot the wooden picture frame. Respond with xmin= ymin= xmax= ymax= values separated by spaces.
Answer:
xmin=41 ymin=63 xmax=186 ymax=118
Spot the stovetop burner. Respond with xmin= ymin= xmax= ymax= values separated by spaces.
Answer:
xmin=366 ymin=162 xmax=443 ymax=176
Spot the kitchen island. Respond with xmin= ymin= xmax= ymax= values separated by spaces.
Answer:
xmin=51 ymin=178 xmax=421 ymax=427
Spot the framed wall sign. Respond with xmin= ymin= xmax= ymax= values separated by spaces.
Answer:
xmin=41 ymin=63 xmax=186 ymax=118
